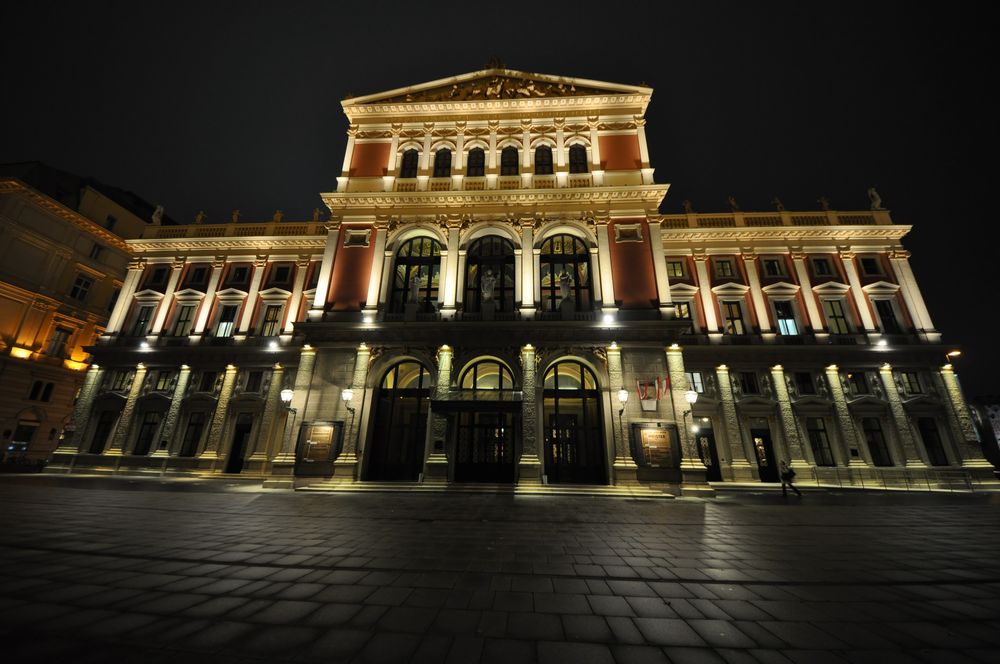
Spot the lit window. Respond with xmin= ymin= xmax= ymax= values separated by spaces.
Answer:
xmin=774 ymin=300 xmax=799 ymax=335
xmin=667 ymin=261 xmax=686 ymax=278
xmin=260 ymin=305 xmax=283 ymax=337
xmin=110 ymin=371 xmax=131 ymax=391
xmin=714 ymin=259 xmax=735 ymax=278
xmin=675 ymin=301 xmax=692 ymax=319
xmin=69 ymin=275 xmax=93 ymax=302
xmin=900 ymin=371 xmax=922 ymax=394
xmin=154 ymin=371 xmax=173 ymax=391
xmin=685 ymin=371 xmax=704 ymax=393
xmin=721 ymin=300 xmax=746 ymax=335
xmin=131 ymin=305 xmax=155 ymax=336
xmin=46 ymin=327 xmax=72 ymax=357
xmin=822 ymin=299 xmax=851 ymax=334
xmin=762 ymin=257 xmax=786 ymax=277
xmin=215 ymin=304 xmax=239 ymax=338
xmin=389 ymin=237 xmax=442 ymax=314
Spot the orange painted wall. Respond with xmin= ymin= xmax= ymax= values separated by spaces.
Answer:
xmin=328 ymin=226 xmax=376 ymax=311
xmin=608 ymin=219 xmax=658 ymax=309
xmin=598 ymin=134 xmax=642 ymax=170
xmin=349 ymin=142 xmax=391 ymax=177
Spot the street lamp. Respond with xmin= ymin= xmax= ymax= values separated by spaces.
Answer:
xmin=945 ymin=350 xmax=961 ymax=368
xmin=617 ymin=387 xmax=629 ymax=453
xmin=280 ymin=388 xmax=298 ymax=462
xmin=683 ymin=389 xmax=699 ymax=432
xmin=342 ymin=388 xmax=358 ymax=459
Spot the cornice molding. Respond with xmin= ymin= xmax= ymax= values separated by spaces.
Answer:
xmin=659 ymin=225 xmax=911 ymax=243
xmin=321 ymin=185 xmax=669 ymax=210
xmin=127 ymin=236 xmax=326 ymax=253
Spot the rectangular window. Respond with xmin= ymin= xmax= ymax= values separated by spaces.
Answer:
xmin=862 ymin=417 xmax=893 ymax=466
xmin=245 ymin=370 xmax=264 ymax=393
xmin=774 ymin=300 xmax=799 ymax=335
xmin=185 ymin=265 xmax=208 ymax=288
xmin=806 ymin=418 xmax=836 ymax=466
xmin=714 ymin=259 xmax=735 ymax=278
xmin=69 ymin=275 xmax=93 ymax=302
xmin=685 ymin=371 xmax=704 ymax=393
xmin=110 ymin=371 xmax=131 ymax=391
xmin=227 ymin=266 xmax=250 ymax=287
xmin=215 ymin=304 xmax=238 ymax=338
xmin=795 ymin=372 xmax=816 ymax=396
xmin=147 ymin=266 xmax=168 ymax=287
xmin=271 ymin=265 xmax=291 ymax=285
xmin=762 ymin=257 xmax=786 ymax=278
xmin=46 ymin=327 xmax=72 ymax=357
xmin=107 ymin=288 xmax=120 ymax=312
xmin=811 ymin=257 xmax=833 ymax=276
xmin=131 ymin=305 xmax=155 ymax=336
xmin=739 ymin=371 xmax=760 ymax=395
xmin=917 ymin=417 xmax=949 ymax=466
xmin=179 ymin=412 xmax=207 ymax=457
xmin=154 ymin=371 xmax=172 ymax=391
xmin=721 ymin=300 xmax=746 ymax=335
xmin=900 ymin=371 xmax=922 ymax=394
xmin=874 ymin=299 xmax=901 ymax=334
xmin=89 ymin=243 xmax=104 ymax=260
xmin=848 ymin=372 xmax=870 ymax=395
xmin=823 ymin=299 xmax=851 ymax=334
xmin=667 ymin=260 xmax=686 ymax=278
xmin=171 ymin=304 xmax=196 ymax=336
xmin=198 ymin=371 xmax=218 ymax=392
xmin=859 ymin=256 xmax=883 ymax=276
xmin=675 ymin=302 xmax=692 ymax=320
xmin=259 ymin=305 xmax=282 ymax=337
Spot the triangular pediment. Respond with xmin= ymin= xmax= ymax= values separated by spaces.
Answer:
xmin=862 ymin=280 xmax=901 ymax=296
xmin=761 ymin=281 xmax=801 ymax=297
xmin=812 ymin=281 xmax=851 ymax=295
xmin=344 ymin=68 xmax=651 ymax=106
xmin=215 ymin=287 xmax=248 ymax=299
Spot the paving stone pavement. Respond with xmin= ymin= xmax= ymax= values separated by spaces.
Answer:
xmin=1 ymin=476 xmax=999 ymax=663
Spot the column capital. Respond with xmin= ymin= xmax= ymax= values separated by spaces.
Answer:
xmin=128 ymin=258 xmax=147 ymax=271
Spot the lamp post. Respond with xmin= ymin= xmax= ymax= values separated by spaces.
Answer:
xmin=342 ymin=388 xmax=356 ymax=456
xmin=682 ymin=389 xmax=699 ymax=433
xmin=945 ymin=350 xmax=961 ymax=368
xmin=279 ymin=388 xmax=297 ymax=462
xmin=617 ymin=387 xmax=629 ymax=454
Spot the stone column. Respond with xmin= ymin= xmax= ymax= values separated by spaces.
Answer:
xmin=607 ymin=343 xmax=638 ymax=484
xmin=153 ymin=366 xmax=191 ymax=457
xmin=825 ymin=365 xmax=867 ymax=467
xmin=694 ymin=255 xmax=720 ymax=335
xmin=879 ymin=365 xmax=926 ymax=467
xmin=248 ymin=365 xmax=284 ymax=463
xmin=716 ymin=365 xmax=755 ymax=480
xmin=742 ymin=251 xmax=772 ymax=333
xmin=334 ymin=344 xmax=370 ymax=478
xmin=283 ymin=256 xmax=312 ymax=333
xmin=518 ymin=344 xmax=542 ymax=484
xmin=107 ymin=364 xmax=148 ymax=455
xmin=193 ymin=256 xmax=225 ymax=334
xmin=267 ymin=347 xmax=316 ymax=487
xmin=310 ymin=224 xmax=341 ymax=318
xmin=554 ymin=118 xmax=566 ymax=169
xmin=150 ymin=259 xmax=185 ymax=334
xmin=838 ymin=250 xmax=877 ymax=333
xmin=238 ymin=256 xmax=268 ymax=332
xmin=647 ymin=219 xmax=673 ymax=316
xmin=595 ymin=223 xmax=616 ymax=313
xmin=58 ymin=365 xmax=104 ymax=454
xmin=790 ymin=251 xmax=825 ymax=335
xmin=667 ymin=345 xmax=712 ymax=495
xmin=519 ymin=222 xmax=535 ymax=317
xmin=200 ymin=365 xmax=238 ymax=460
xmin=938 ymin=366 xmax=992 ymax=469
xmin=441 ymin=225 xmax=461 ymax=317
xmin=341 ymin=124 xmax=357 ymax=175
xmin=424 ymin=344 xmax=452 ymax=482
xmin=889 ymin=249 xmax=940 ymax=342
xmin=106 ymin=261 xmax=145 ymax=334
xmin=770 ymin=365 xmax=809 ymax=469
xmin=363 ymin=224 xmax=389 ymax=315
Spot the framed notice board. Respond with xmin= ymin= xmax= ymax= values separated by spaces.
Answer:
xmin=630 ymin=422 xmax=681 ymax=469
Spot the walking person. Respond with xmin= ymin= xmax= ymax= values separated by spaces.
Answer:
xmin=779 ymin=461 xmax=802 ymax=497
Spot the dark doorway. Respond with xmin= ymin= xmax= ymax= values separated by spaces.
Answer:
xmin=750 ymin=428 xmax=779 ymax=482
xmin=89 ymin=410 xmax=118 ymax=454
xmin=131 ymin=411 xmax=162 ymax=456
xmin=543 ymin=361 xmax=606 ymax=484
xmin=917 ymin=417 xmax=950 ymax=466
xmin=696 ymin=426 xmax=722 ymax=482
xmin=225 ymin=413 xmax=254 ymax=473
xmin=367 ymin=362 xmax=431 ymax=481
xmin=454 ymin=410 xmax=519 ymax=483
xmin=179 ymin=412 xmax=207 ymax=457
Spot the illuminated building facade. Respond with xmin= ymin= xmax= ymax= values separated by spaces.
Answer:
xmin=1 ymin=163 xmax=163 ymax=460
xmin=50 ymin=69 xmax=996 ymax=492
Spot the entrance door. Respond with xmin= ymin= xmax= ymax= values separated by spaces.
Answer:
xmin=225 ymin=413 xmax=254 ymax=473
xmin=367 ymin=362 xmax=431 ymax=481
xmin=696 ymin=428 xmax=722 ymax=482
xmin=750 ymin=428 xmax=778 ymax=482
xmin=543 ymin=361 xmax=606 ymax=485
xmin=89 ymin=411 xmax=118 ymax=454
xmin=132 ymin=411 xmax=162 ymax=456
xmin=917 ymin=417 xmax=950 ymax=466
xmin=454 ymin=411 xmax=518 ymax=483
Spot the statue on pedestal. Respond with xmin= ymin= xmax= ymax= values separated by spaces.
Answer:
xmin=480 ymin=270 xmax=496 ymax=301
xmin=558 ymin=272 xmax=573 ymax=301
xmin=408 ymin=272 xmax=422 ymax=304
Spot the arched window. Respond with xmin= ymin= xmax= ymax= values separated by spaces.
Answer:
xmin=535 ymin=145 xmax=553 ymax=175
xmin=368 ymin=361 xmax=432 ymax=481
xmin=539 ymin=234 xmax=593 ymax=312
xmin=464 ymin=236 xmax=515 ymax=313
xmin=389 ymin=237 xmax=441 ymax=314
xmin=466 ymin=148 xmax=485 ymax=177
xmin=543 ymin=360 xmax=605 ymax=484
xmin=399 ymin=149 xmax=419 ymax=178
xmin=500 ymin=146 xmax=519 ymax=176
xmin=433 ymin=149 xmax=452 ymax=177
xmin=460 ymin=360 xmax=515 ymax=391
xmin=569 ymin=144 xmax=588 ymax=174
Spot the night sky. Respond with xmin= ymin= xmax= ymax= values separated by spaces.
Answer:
xmin=1 ymin=2 xmax=994 ymax=394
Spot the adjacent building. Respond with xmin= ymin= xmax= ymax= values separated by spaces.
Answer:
xmin=1 ymin=162 xmax=165 ymax=460
xmin=48 ymin=69 xmax=997 ymax=492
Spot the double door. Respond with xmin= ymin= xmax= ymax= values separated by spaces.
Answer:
xmin=453 ymin=410 xmax=518 ymax=483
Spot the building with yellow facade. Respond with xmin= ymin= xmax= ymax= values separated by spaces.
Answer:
xmin=48 ymin=69 xmax=996 ymax=493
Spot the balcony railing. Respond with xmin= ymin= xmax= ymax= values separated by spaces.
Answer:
xmin=660 ymin=210 xmax=891 ymax=230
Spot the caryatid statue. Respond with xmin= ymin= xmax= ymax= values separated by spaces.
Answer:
xmin=408 ymin=272 xmax=422 ymax=304
xmin=558 ymin=271 xmax=573 ymax=301
xmin=480 ymin=270 xmax=496 ymax=301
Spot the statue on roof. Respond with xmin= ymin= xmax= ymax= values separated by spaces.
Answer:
xmin=682 ymin=200 xmax=695 ymax=214
xmin=867 ymin=187 xmax=884 ymax=210
xmin=231 ymin=209 xmax=241 ymax=223
xmin=312 ymin=207 xmax=322 ymax=222
xmin=771 ymin=196 xmax=786 ymax=212
xmin=817 ymin=196 xmax=831 ymax=211
xmin=194 ymin=210 xmax=206 ymax=225
xmin=273 ymin=210 xmax=284 ymax=222
xmin=727 ymin=195 xmax=741 ymax=212
xmin=151 ymin=205 xmax=164 ymax=225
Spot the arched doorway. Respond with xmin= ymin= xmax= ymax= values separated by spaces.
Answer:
xmin=452 ymin=359 xmax=519 ymax=483
xmin=543 ymin=360 xmax=606 ymax=484
xmin=367 ymin=361 xmax=432 ymax=481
